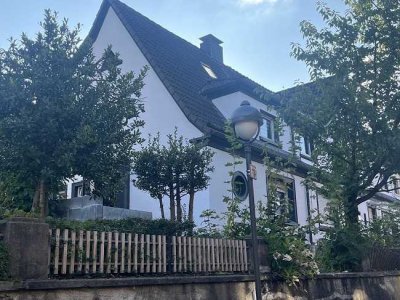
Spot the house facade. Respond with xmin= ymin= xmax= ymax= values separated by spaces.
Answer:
xmin=67 ymin=0 xmax=399 ymax=242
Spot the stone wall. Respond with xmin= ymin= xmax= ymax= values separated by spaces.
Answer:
xmin=1 ymin=272 xmax=400 ymax=300
xmin=63 ymin=196 xmax=152 ymax=221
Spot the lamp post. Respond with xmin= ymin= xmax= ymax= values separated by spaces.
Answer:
xmin=231 ymin=100 xmax=263 ymax=300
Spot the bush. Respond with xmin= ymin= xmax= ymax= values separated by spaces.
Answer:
xmin=211 ymin=182 xmax=319 ymax=284
xmin=314 ymin=198 xmax=368 ymax=272
xmin=315 ymin=225 xmax=366 ymax=272
xmin=46 ymin=217 xmax=195 ymax=236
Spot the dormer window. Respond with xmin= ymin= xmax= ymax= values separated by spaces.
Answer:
xmin=300 ymin=136 xmax=313 ymax=156
xmin=260 ymin=117 xmax=273 ymax=141
xmin=201 ymin=63 xmax=217 ymax=79
xmin=259 ymin=111 xmax=277 ymax=143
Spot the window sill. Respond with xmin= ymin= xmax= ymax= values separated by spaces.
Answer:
xmin=286 ymin=220 xmax=299 ymax=226
xmin=319 ymin=223 xmax=333 ymax=232
xmin=300 ymin=153 xmax=312 ymax=161
xmin=259 ymin=137 xmax=280 ymax=148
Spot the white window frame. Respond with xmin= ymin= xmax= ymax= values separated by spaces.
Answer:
xmin=259 ymin=113 xmax=276 ymax=142
xmin=393 ymin=177 xmax=400 ymax=195
xmin=270 ymin=175 xmax=298 ymax=224
xmin=201 ymin=63 xmax=217 ymax=79
xmin=300 ymin=136 xmax=313 ymax=157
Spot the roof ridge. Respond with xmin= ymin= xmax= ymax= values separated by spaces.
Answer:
xmin=92 ymin=0 xmax=274 ymax=133
xmin=108 ymin=0 xmax=270 ymax=86
xmin=108 ymin=0 xmax=223 ymax=65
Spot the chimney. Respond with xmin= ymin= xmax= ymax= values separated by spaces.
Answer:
xmin=200 ymin=34 xmax=223 ymax=64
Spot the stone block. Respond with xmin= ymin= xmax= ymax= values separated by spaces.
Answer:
xmin=245 ymin=236 xmax=270 ymax=273
xmin=1 ymin=217 xmax=49 ymax=280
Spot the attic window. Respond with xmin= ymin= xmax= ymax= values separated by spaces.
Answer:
xmin=201 ymin=63 xmax=217 ymax=79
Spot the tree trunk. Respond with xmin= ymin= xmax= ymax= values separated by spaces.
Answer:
xmin=188 ymin=191 xmax=195 ymax=223
xmin=344 ymin=194 xmax=359 ymax=226
xmin=158 ymin=194 xmax=165 ymax=219
xmin=169 ymin=188 xmax=175 ymax=221
xmin=38 ymin=179 xmax=48 ymax=219
xmin=176 ymin=186 xmax=182 ymax=223
xmin=31 ymin=182 xmax=40 ymax=213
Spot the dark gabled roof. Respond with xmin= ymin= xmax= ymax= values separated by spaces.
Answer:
xmin=88 ymin=0 xmax=273 ymax=134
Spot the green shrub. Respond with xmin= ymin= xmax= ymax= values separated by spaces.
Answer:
xmin=46 ymin=217 xmax=195 ymax=236
xmin=314 ymin=198 xmax=367 ymax=272
xmin=315 ymin=225 xmax=366 ymax=272
xmin=204 ymin=183 xmax=320 ymax=284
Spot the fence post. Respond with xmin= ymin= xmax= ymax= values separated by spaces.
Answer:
xmin=0 ymin=217 xmax=49 ymax=279
xmin=166 ymin=235 xmax=173 ymax=273
xmin=245 ymin=236 xmax=270 ymax=274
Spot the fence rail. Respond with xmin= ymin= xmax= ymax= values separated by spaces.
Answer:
xmin=49 ymin=229 xmax=248 ymax=276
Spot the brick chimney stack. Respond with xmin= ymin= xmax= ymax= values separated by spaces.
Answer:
xmin=200 ymin=34 xmax=223 ymax=64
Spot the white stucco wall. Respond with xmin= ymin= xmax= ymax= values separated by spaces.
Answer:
xmin=92 ymin=7 xmax=206 ymax=221
xmin=208 ymin=148 xmax=267 ymax=217
xmin=207 ymin=147 xmax=320 ymax=231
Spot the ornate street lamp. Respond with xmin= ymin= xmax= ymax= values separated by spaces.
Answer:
xmin=231 ymin=100 xmax=263 ymax=300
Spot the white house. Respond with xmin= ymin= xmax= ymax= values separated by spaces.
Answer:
xmin=68 ymin=0 xmax=399 ymax=243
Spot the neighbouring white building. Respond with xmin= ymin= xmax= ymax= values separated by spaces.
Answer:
xmin=67 ymin=0 xmax=400 ymax=243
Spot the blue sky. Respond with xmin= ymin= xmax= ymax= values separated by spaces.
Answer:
xmin=0 ymin=0 xmax=346 ymax=92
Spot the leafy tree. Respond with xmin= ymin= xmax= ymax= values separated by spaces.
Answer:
xmin=281 ymin=0 xmax=400 ymax=225
xmin=0 ymin=10 xmax=146 ymax=217
xmin=131 ymin=134 xmax=167 ymax=219
xmin=182 ymin=137 xmax=215 ymax=223
xmin=132 ymin=130 xmax=214 ymax=222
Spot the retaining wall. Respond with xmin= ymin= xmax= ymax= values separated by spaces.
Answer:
xmin=1 ymin=272 xmax=400 ymax=300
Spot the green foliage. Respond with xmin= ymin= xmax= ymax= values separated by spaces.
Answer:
xmin=218 ymin=119 xmax=319 ymax=283
xmin=0 ymin=175 xmax=34 ymax=212
xmin=195 ymin=209 xmax=222 ymax=238
xmin=132 ymin=129 xmax=214 ymax=222
xmin=315 ymin=227 xmax=366 ymax=272
xmin=222 ymin=179 xmax=319 ymax=284
xmin=0 ymin=208 xmax=40 ymax=220
xmin=46 ymin=217 xmax=194 ymax=236
xmin=0 ymin=10 xmax=146 ymax=216
xmin=366 ymin=205 xmax=400 ymax=248
xmin=282 ymin=0 xmax=400 ymax=224
xmin=0 ymin=241 xmax=9 ymax=280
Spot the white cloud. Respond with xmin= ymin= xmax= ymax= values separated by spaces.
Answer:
xmin=235 ymin=0 xmax=294 ymax=18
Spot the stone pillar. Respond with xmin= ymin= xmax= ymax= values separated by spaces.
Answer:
xmin=1 ymin=217 xmax=49 ymax=280
xmin=246 ymin=236 xmax=270 ymax=273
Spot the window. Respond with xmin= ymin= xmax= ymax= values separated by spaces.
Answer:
xmin=201 ymin=63 xmax=217 ymax=79
xmin=71 ymin=180 xmax=90 ymax=198
xmin=72 ymin=182 xmax=83 ymax=198
xmin=368 ymin=206 xmax=377 ymax=222
xmin=260 ymin=117 xmax=273 ymax=140
xmin=270 ymin=176 xmax=297 ymax=223
xmin=393 ymin=178 xmax=400 ymax=195
xmin=300 ymin=136 xmax=313 ymax=156
xmin=260 ymin=115 xmax=279 ymax=143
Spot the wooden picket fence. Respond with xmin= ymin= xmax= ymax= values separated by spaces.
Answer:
xmin=49 ymin=228 xmax=248 ymax=276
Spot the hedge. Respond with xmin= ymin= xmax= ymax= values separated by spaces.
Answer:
xmin=46 ymin=217 xmax=195 ymax=236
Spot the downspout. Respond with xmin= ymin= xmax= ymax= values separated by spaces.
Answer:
xmin=305 ymin=186 xmax=313 ymax=245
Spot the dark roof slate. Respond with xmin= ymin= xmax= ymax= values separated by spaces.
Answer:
xmin=89 ymin=0 xmax=273 ymax=133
